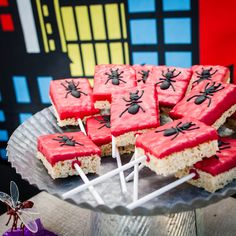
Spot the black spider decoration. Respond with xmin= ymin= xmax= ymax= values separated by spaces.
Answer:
xmin=119 ymin=90 xmax=145 ymax=117
xmin=186 ymin=82 xmax=224 ymax=107
xmin=105 ymin=69 xmax=125 ymax=85
xmin=137 ymin=70 xmax=150 ymax=83
xmin=193 ymin=67 xmax=218 ymax=85
xmin=155 ymin=122 xmax=199 ymax=140
xmin=94 ymin=116 xmax=111 ymax=129
xmin=156 ymin=68 xmax=181 ymax=91
xmin=61 ymin=80 xmax=87 ymax=98
xmin=212 ymin=140 xmax=231 ymax=160
xmin=53 ymin=135 xmax=84 ymax=146
xmin=217 ymin=140 xmax=231 ymax=153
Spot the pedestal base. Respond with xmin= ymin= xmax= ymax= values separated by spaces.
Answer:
xmin=91 ymin=210 xmax=197 ymax=236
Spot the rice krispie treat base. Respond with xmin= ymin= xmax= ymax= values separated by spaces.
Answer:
xmin=176 ymin=167 xmax=236 ymax=193
xmin=37 ymin=131 xmax=101 ymax=179
xmin=37 ymin=152 xmax=100 ymax=179
xmin=137 ymin=140 xmax=218 ymax=176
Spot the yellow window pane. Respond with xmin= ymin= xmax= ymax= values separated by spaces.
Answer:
xmin=67 ymin=44 xmax=83 ymax=76
xmin=105 ymin=4 xmax=121 ymax=39
xmin=36 ymin=0 xmax=49 ymax=52
xmin=95 ymin=43 xmax=109 ymax=64
xmin=124 ymin=42 xmax=130 ymax=64
xmin=49 ymin=39 xmax=55 ymax=51
xmin=61 ymin=7 xmax=78 ymax=41
xmin=109 ymin=43 xmax=123 ymax=64
xmin=90 ymin=5 xmax=106 ymax=40
xmin=42 ymin=5 xmax=49 ymax=17
xmin=54 ymin=0 xmax=67 ymax=52
xmin=120 ymin=3 xmax=127 ymax=39
xmin=81 ymin=44 xmax=95 ymax=76
xmin=46 ymin=23 xmax=52 ymax=34
xmin=75 ymin=6 xmax=91 ymax=41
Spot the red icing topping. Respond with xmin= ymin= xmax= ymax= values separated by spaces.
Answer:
xmin=146 ymin=154 xmax=151 ymax=162
xmin=189 ymin=168 xmax=200 ymax=180
xmin=194 ymin=137 xmax=236 ymax=176
xmin=151 ymin=66 xmax=192 ymax=107
xmin=50 ymin=78 xmax=99 ymax=120
xmin=37 ymin=132 xmax=101 ymax=166
xmin=86 ymin=115 xmax=112 ymax=146
xmin=72 ymin=159 xmax=81 ymax=169
xmin=110 ymin=85 xmax=160 ymax=137
xmin=135 ymin=117 xmax=218 ymax=159
xmin=191 ymin=65 xmax=230 ymax=90
xmin=93 ymin=64 xmax=137 ymax=102
xmin=170 ymin=81 xmax=236 ymax=126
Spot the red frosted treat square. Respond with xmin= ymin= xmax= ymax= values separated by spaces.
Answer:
xmin=93 ymin=64 xmax=137 ymax=103
xmin=194 ymin=138 xmax=236 ymax=176
xmin=136 ymin=118 xmax=218 ymax=159
xmin=50 ymin=78 xmax=98 ymax=120
xmin=86 ymin=115 xmax=111 ymax=146
xmin=132 ymin=64 xmax=155 ymax=85
xmin=110 ymin=85 xmax=160 ymax=137
xmin=150 ymin=66 xmax=192 ymax=107
xmin=190 ymin=65 xmax=230 ymax=90
xmin=37 ymin=132 xmax=101 ymax=166
xmin=170 ymin=81 xmax=236 ymax=127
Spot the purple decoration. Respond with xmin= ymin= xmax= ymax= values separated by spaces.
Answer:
xmin=3 ymin=219 xmax=57 ymax=236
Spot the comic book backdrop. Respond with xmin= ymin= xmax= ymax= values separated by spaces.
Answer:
xmin=0 ymin=0 xmax=235 ymax=161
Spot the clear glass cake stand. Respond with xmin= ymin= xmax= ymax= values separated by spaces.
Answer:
xmin=7 ymin=106 xmax=236 ymax=235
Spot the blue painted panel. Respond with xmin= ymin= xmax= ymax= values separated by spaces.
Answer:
xmin=163 ymin=0 xmax=190 ymax=11
xmin=0 ymin=149 xmax=7 ymax=160
xmin=165 ymin=52 xmax=192 ymax=67
xmin=37 ymin=76 xmax=52 ymax=104
xmin=130 ymin=19 xmax=157 ymax=45
xmin=0 ymin=110 xmax=5 ymax=122
xmin=0 ymin=130 xmax=8 ymax=141
xmin=133 ymin=52 xmax=158 ymax=65
xmin=12 ymin=76 xmax=31 ymax=103
xmin=128 ymin=0 xmax=155 ymax=13
xmin=19 ymin=113 xmax=32 ymax=123
xmin=164 ymin=18 xmax=191 ymax=44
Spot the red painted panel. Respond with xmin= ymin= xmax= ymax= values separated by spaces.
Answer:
xmin=199 ymin=0 xmax=236 ymax=83
xmin=0 ymin=14 xmax=14 ymax=31
xmin=0 ymin=0 xmax=8 ymax=7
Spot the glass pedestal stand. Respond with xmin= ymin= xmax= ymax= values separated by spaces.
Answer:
xmin=91 ymin=210 xmax=198 ymax=236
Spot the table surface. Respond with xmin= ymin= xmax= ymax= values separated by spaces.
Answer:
xmin=1 ymin=192 xmax=236 ymax=236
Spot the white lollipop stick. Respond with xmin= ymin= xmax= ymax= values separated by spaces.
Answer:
xmin=112 ymin=135 xmax=116 ymax=158
xmin=78 ymin=118 xmax=103 ymax=201
xmin=132 ymin=133 xmax=140 ymax=201
xmin=125 ymin=163 xmax=145 ymax=182
xmin=127 ymin=172 xmax=196 ymax=210
xmin=63 ymin=155 xmax=146 ymax=199
xmin=74 ymin=163 xmax=104 ymax=205
xmin=112 ymin=136 xmax=127 ymax=193
xmin=78 ymin=118 xmax=87 ymax=135
xmin=133 ymin=149 xmax=139 ymax=201
xmin=129 ymin=152 xmax=135 ymax=163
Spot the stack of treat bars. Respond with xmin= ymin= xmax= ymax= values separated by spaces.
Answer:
xmin=37 ymin=64 xmax=236 ymax=202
